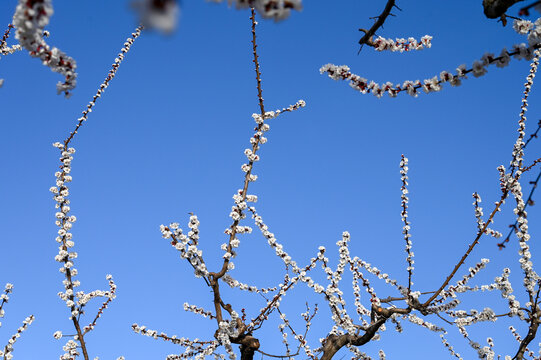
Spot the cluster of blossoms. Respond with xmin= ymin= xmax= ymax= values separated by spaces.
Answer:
xmin=51 ymin=143 xmax=119 ymax=358
xmin=127 ymin=12 xmax=541 ymax=359
xmin=132 ymin=0 xmax=302 ymax=34
xmin=0 ymin=315 xmax=35 ymax=360
xmin=133 ymin=0 xmax=179 ymax=33
xmin=133 ymin=0 xmax=303 ymax=28
xmin=0 ymin=43 xmax=21 ymax=56
xmin=221 ymin=273 xmax=277 ymax=293
xmin=438 ymin=59 xmax=541 ymax=355
xmin=60 ymin=339 xmax=79 ymax=360
xmin=183 ymin=302 xmax=216 ymax=319
xmin=503 ymin=46 xmax=541 ymax=299
xmin=216 ymin=316 xmax=242 ymax=359
xmin=447 ymin=267 xmax=523 ymax=320
xmin=468 ymin=338 xmax=497 ymax=360
xmin=372 ymin=35 xmax=432 ymax=52
xmin=404 ymin=314 xmax=444 ymax=332
xmin=251 ymin=201 xmax=456 ymax=353
xmin=210 ymin=0 xmax=302 ymax=21
xmin=132 ymin=323 xmax=221 ymax=359
xmin=513 ymin=18 xmax=541 ymax=46
xmin=453 ymin=307 xmax=497 ymax=327
xmin=161 ymin=216 xmax=209 ymax=278
xmin=434 ymin=258 xmax=490 ymax=304
xmin=0 ymin=25 xmax=22 ymax=88
xmin=12 ymin=0 xmax=77 ymax=96
xmin=321 ymin=18 xmax=541 ymax=98
xmin=46 ymin=23 xmax=143 ymax=359
xmin=440 ymin=333 xmax=463 ymax=359
xmin=400 ymin=156 xmax=414 ymax=289
xmin=472 ymin=193 xmax=502 ymax=238
xmin=51 ymin=143 xmax=81 ymax=318
xmin=140 ymin=101 xmax=308 ymax=358
xmin=224 ymin=101 xmax=305 ymax=269
xmin=248 ymin=145 xmax=539 ymax=360
xmin=0 ymin=283 xmax=13 ymax=323
xmin=424 ymin=299 xmax=460 ymax=314
xmin=0 ymin=284 xmax=34 ymax=360
xmin=435 ymin=259 xmax=530 ymax=358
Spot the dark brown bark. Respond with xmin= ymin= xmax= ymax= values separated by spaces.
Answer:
xmin=358 ymin=0 xmax=396 ymax=49
xmin=483 ymin=0 xmax=524 ymax=18
xmin=513 ymin=307 xmax=540 ymax=360
xmin=320 ymin=318 xmax=387 ymax=360
xmin=239 ymin=336 xmax=260 ymax=360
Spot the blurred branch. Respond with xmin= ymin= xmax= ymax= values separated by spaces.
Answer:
xmin=518 ymin=0 xmax=541 ymax=15
xmin=483 ymin=0 xmax=524 ymax=18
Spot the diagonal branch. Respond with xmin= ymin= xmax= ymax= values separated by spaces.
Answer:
xmin=519 ymin=0 xmax=541 ymax=15
xmin=358 ymin=0 xmax=397 ymax=50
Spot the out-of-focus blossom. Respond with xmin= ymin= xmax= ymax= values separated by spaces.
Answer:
xmin=209 ymin=0 xmax=302 ymax=21
xmin=12 ymin=0 xmax=77 ymax=96
xmin=133 ymin=0 xmax=180 ymax=33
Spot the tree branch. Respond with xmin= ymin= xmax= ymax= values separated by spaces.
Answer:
xmin=483 ymin=0 xmax=524 ymax=18
xmin=358 ymin=0 xmax=396 ymax=50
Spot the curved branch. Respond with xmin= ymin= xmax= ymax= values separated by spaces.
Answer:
xmin=519 ymin=0 xmax=541 ymax=15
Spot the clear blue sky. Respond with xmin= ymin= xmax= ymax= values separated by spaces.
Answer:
xmin=0 ymin=0 xmax=540 ymax=359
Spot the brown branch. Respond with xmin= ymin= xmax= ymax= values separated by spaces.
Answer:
xmin=64 ymin=25 xmax=144 ymax=147
xmin=425 ymin=48 xmax=540 ymax=306
xmin=422 ymin=194 xmax=508 ymax=307
xmin=319 ymin=305 xmax=411 ymax=360
xmin=483 ymin=0 xmax=525 ymax=18
xmin=522 ymin=156 xmax=541 ymax=172
xmin=206 ymin=10 xmax=268 ymax=359
xmin=523 ymin=119 xmax=541 ymax=149
xmin=236 ymin=335 xmax=260 ymax=360
xmin=83 ymin=290 xmax=115 ymax=336
xmin=358 ymin=0 xmax=397 ymax=50
xmin=252 ymin=7 xmax=265 ymax=116
xmin=247 ymin=262 xmax=314 ymax=332
xmin=518 ymin=0 xmax=541 ymax=15
xmin=210 ymin=7 xmax=266 ymax=281
xmin=256 ymin=348 xmax=299 ymax=358
xmin=513 ymin=305 xmax=540 ymax=359
xmin=320 ymin=319 xmax=384 ymax=360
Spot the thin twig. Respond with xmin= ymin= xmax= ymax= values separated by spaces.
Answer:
xmin=64 ymin=25 xmax=144 ymax=146
xmin=0 ymin=24 xmax=14 ymax=50
xmin=519 ymin=0 xmax=541 ymax=16
xmin=499 ymin=169 xmax=541 ymax=249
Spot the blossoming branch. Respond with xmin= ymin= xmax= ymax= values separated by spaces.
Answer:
xmin=321 ymin=18 xmax=541 ymax=97
xmin=12 ymin=0 xmax=77 ymax=96
xmin=0 ymin=284 xmax=34 ymax=360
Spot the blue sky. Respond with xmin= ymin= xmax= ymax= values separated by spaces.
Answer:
xmin=0 ymin=0 xmax=540 ymax=359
